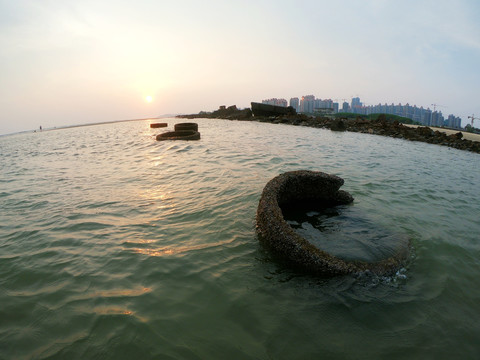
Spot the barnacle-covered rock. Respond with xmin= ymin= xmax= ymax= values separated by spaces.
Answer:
xmin=256 ymin=170 xmax=410 ymax=276
xmin=156 ymin=130 xmax=200 ymax=141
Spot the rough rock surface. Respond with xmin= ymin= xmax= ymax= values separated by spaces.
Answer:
xmin=256 ymin=170 xmax=410 ymax=276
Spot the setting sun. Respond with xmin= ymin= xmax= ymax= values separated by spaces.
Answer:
xmin=146 ymin=95 xmax=153 ymax=103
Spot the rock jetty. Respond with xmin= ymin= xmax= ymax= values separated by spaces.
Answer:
xmin=177 ymin=107 xmax=480 ymax=153
xmin=179 ymin=105 xmax=252 ymax=120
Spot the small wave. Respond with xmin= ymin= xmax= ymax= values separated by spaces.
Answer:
xmin=126 ymin=238 xmax=237 ymax=258
xmin=3 ymin=229 xmax=42 ymax=243
xmin=52 ymin=221 xmax=113 ymax=232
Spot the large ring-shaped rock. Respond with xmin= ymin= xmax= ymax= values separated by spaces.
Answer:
xmin=156 ymin=130 xmax=201 ymax=141
xmin=174 ymin=123 xmax=198 ymax=132
xmin=256 ymin=170 xmax=409 ymax=276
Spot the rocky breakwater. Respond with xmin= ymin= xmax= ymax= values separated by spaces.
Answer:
xmin=178 ymin=106 xmax=479 ymax=153
xmin=178 ymin=105 xmax=252 ymax=120
xmin=336 ymin=117 xmax=480 ymax=153
xmin=253 ymin=115 xmax=480 ymax=153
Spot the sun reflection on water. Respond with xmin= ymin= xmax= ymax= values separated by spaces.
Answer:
xmin=129 ymin=239 xmax=234 ymax=257
xmin=136 ymin=184 xmax=176 ymax=212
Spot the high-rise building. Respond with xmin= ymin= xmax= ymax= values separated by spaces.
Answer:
xmin=350 ymin=97 xmax=363 ymax=114
xmin=446 ymin=114 xmax=461 ymax=129
xmin=424 ymin=109 xmax=433 ymax=126
xmin=300 ymin=95 xmax=315 ymax=114
xmin=351 ymin=97 xmax=362 ymax=108
xmin=333 ymin=102 xmax=339 ymax=113
xmin=289 ymin=97 xmax=300 ymax=112
xmin=430 ymin=111 xmax=445 ymax=127
xmin=412 ymin=106 xmax=421 ymax=123
xmin=314 ymin=99 xmax=334 ymax=111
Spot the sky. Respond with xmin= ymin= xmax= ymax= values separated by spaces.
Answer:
xmin=1 ymin=0 xmax=480 ymax=135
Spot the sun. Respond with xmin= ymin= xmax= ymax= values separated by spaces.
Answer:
xmin=146 ymin=95 xmax=153 ymax=103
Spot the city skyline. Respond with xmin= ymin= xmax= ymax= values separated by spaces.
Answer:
xmin=262 ymin=95 xmax=464 ymax=129
xmin=1 ymin=1 xmax=479 ymax=135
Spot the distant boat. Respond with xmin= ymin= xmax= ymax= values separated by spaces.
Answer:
xmin=251 ymin=102 xmax=296 ymax=117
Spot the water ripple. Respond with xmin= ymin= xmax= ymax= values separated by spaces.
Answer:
xmin=0 ymin=119 xmax=479 ymax=359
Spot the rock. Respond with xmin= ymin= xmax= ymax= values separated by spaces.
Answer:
xmin=156 ymin=130 xmax=200 ymax=141
xmin=256 ymin=170 xmax=410 ymax=276
xmin=329 ymin=119 xmax=346 ymax=132
xmin=416 ymin=126 xmax=434 ymax=137
xmin=150 ymin=123 xmax=168 ymax=128
xmin=174 ymin=122 xmax=198 ymax=131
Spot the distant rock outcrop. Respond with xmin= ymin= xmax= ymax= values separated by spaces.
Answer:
xmin=178 ymin=105 xmax=252 ymax=120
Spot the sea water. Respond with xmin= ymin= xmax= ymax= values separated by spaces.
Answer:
xmin=1 ymin=118 xmax=479 ymax=359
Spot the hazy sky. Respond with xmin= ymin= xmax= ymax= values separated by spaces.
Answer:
xmin=1 ymin=0 xmax=479 ymax=134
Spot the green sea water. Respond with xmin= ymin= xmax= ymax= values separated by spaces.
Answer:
xmin=1 ymin=118 xmax=479 ymax=359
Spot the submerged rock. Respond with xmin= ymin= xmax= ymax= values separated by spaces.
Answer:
xmin=150 ymin=123 xmax=168 ymax=128
xmin=174 ymin=122 xmax=198 ymax=132
xmin=156 ymin=130 xmax=201 ymax=141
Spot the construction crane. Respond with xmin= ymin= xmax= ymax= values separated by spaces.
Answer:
xmin=431 ymin=104 xmax=446 ymax=112
xmin=468 ymin=114 xmax=479 ymax=127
